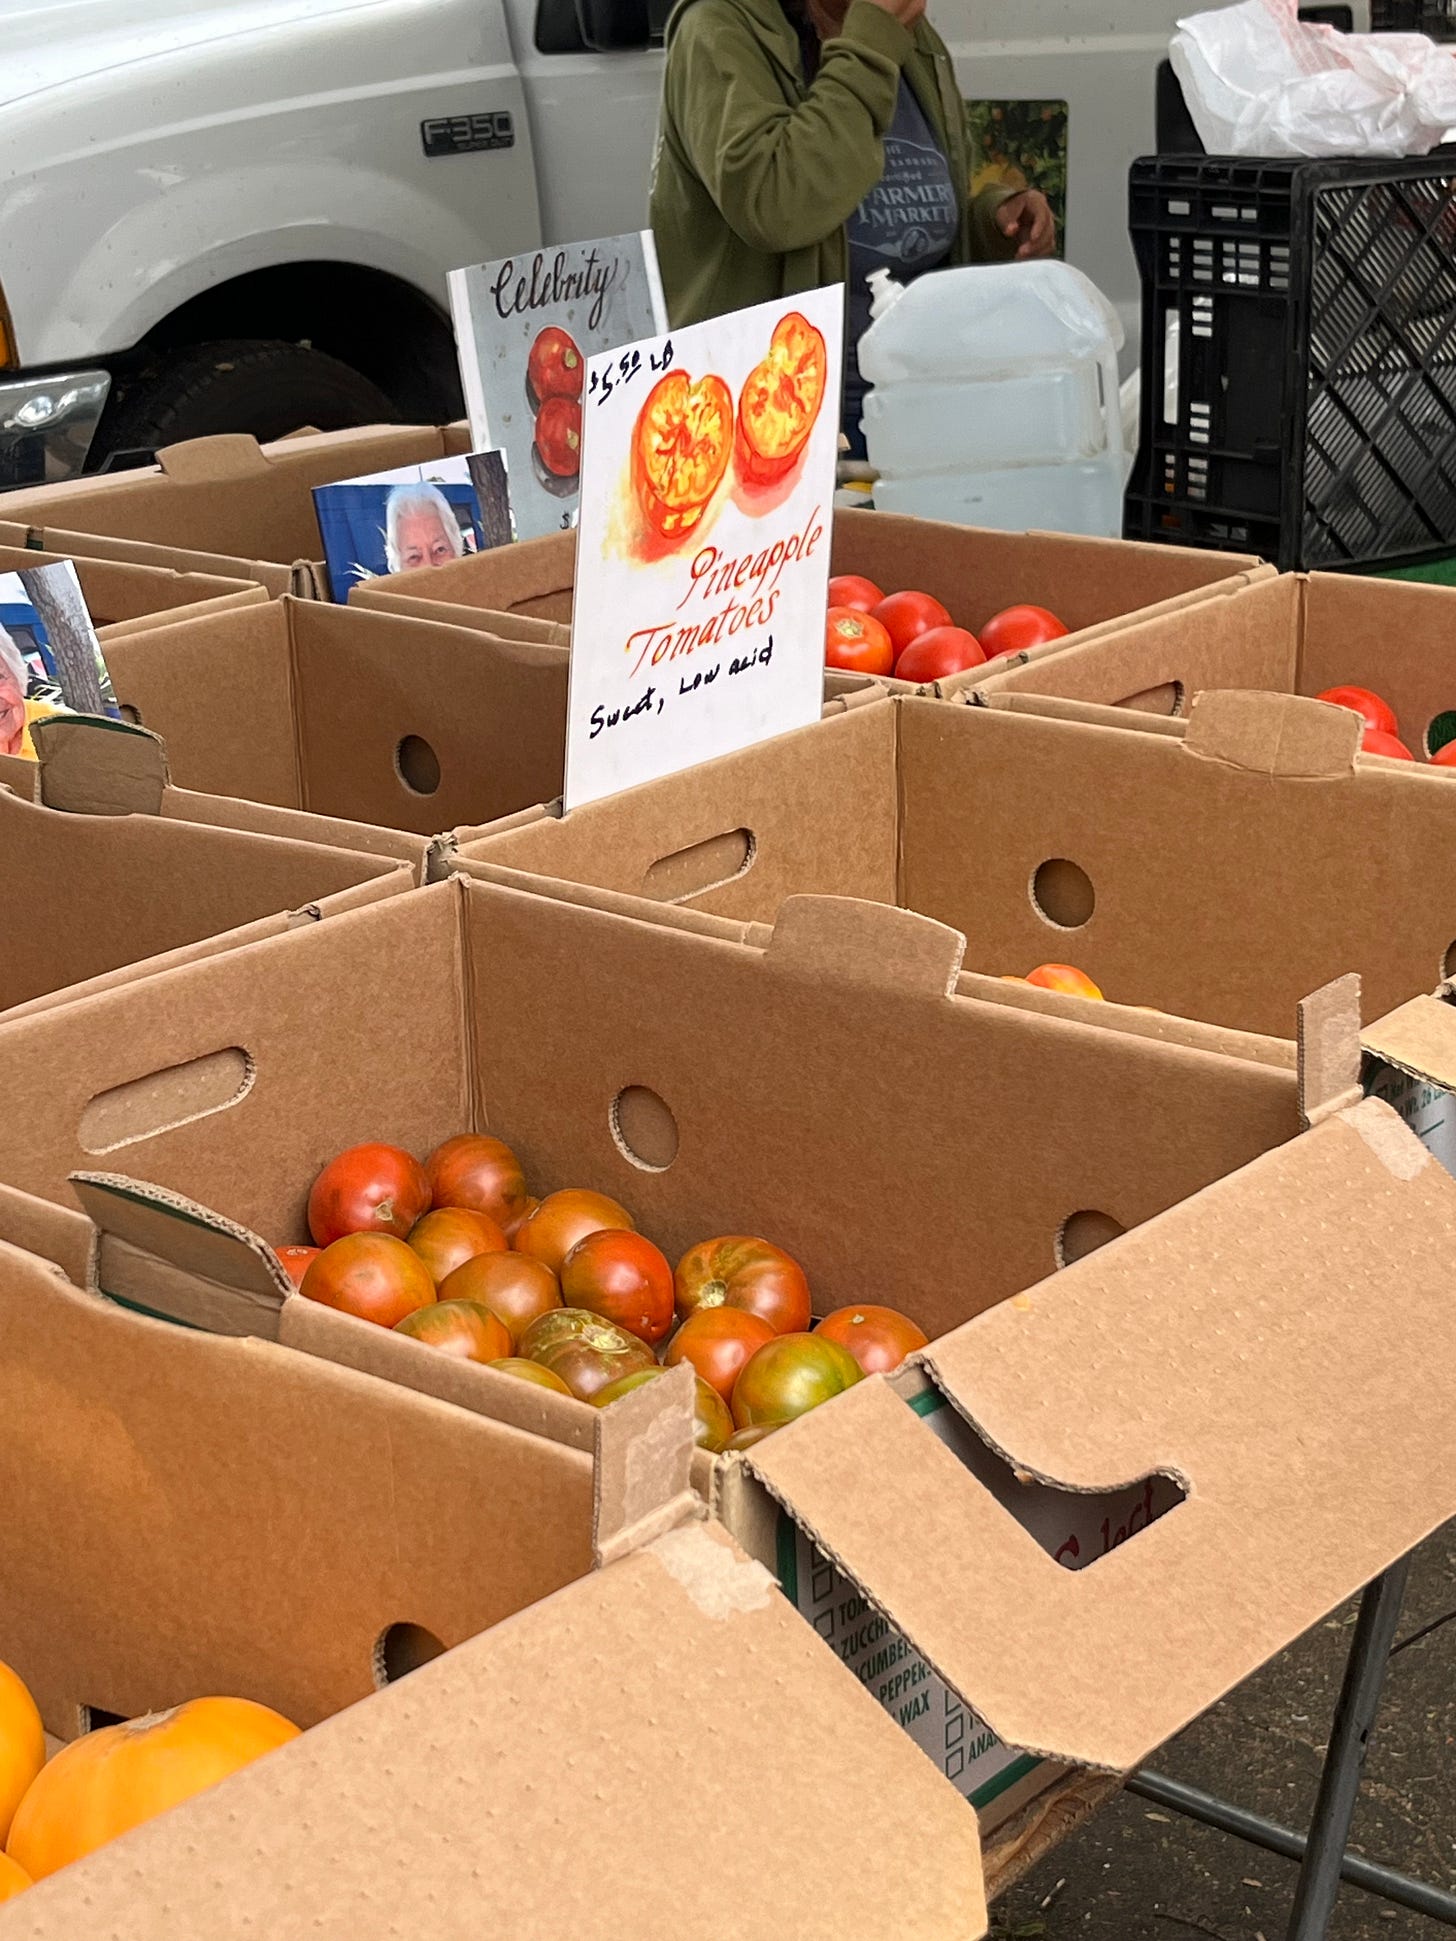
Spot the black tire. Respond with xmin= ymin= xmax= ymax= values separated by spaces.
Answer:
xmin=92 ymin=338 xmax=398 ymax=466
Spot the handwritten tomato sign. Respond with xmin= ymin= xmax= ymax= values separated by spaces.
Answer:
xmin=563 ymin=286 xmax=843 ymax=811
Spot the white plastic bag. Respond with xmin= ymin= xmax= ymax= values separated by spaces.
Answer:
xmin=1171 ymin=0 xmax=1456 ymax=158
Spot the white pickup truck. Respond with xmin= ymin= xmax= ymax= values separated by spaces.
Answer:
xmin=0 ymin=0 xmax=1368 ymax=489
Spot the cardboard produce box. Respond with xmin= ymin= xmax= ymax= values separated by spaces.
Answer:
xmin=0 ymin=540 xmax=265 ymax=641
xmin=969 ymin=568 xmax=1456 ymax=752
xmin=0 ymin=424 xmax=477 ymax=599
xmin=92 ymin=596 xmax=882 ymax=856
xmin=351 ymin=508 xmax=1270 ymax=679
xmin=0 ymin=725 xmax=413 ymax=1023
xmin=448 ymin=689 xmax=1456 ymax=1039
xmin=0 ymin=872 xmax=1343 ymax=1831
xmin=0 ymin=1357 xmax=995 ymax=1939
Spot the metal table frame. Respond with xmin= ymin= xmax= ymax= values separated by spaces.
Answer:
xmin=1129 ymin=1556 xmax=1456 ymax=1935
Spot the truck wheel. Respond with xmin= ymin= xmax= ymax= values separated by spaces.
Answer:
xmin=92 ymin=338 xmax=398 ymax=465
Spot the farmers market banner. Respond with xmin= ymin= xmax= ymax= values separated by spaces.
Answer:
xmin=563 ymin=286 xmax=843 ymax=811
xmin=449 ymin=233 xmax=666 ymax=544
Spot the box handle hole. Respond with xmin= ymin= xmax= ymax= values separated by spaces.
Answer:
xmin=395 ymin=734 xmax=441 ymax=796
xmin=1031 ymin=859 xmax=1096 ymax=931
xmin=643 ymin=828 xmax=755 ymax=903
xmin=1425 ymin=709 xmax=1456 ymax=760
xmin=374 ymin=1622 xmax=446 ymax=1689
xmin=1056 ymin=1208 xmax=1125 ymax=1268
xmin=611 ymin=1085 xmax=679 ymax=1172
xmin=1117 ymin=680 xmax=1185 ymax=716
xmin=80 ymin=1047 xmax=254 ymax=1155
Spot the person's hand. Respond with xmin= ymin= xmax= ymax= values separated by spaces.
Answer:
xmin=996 ymin=189 xmax=1056 ymax=260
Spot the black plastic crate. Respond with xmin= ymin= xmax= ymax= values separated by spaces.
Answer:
xmin=1124 ymin=153 xmax=1456 ymax=571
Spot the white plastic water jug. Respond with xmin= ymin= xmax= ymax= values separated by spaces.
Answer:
xmin=858 ymin=260 xmax=1127 ymax=537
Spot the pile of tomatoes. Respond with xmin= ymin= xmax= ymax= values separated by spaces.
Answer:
xmin=0 ymin=1658 xmax=298 ymax=1901
xmin=1317 ymin=684 xmax=1456 ymax=767
xmin=824 ymin=573 xmax=1069 ymax=683
xmin=281 ymin=1135 xmax=928 ymax=1453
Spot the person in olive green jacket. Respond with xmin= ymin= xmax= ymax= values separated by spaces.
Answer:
xmin=651 ymin=0 xmax=1056 ymax=454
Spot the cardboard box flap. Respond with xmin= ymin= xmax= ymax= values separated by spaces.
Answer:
xmin=155 ymin=433 xmax=274 ymax=484
xmin=0 ymin=1516 xmax=989 ymax=1941
xmin=31 ymin=714 xmax=168 ymax=817
xmin=1184 ymin=689 xmax=1359 ymax=778
xmin=1361 ymin=992 xmax=1456 ymax=1091
xmin=71 ymin=1173 xmax=289 ymax=1337
xmin=747 ymin=1099 xmax=1456 ymax=1774
xmin=764 ymin=894 xmax=966 ymax=997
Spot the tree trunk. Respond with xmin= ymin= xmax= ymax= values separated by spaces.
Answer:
xmin=18 ymin=564 xmax=111 ymax=716
xmin=468 ymin=450 xmax=514 ymax=552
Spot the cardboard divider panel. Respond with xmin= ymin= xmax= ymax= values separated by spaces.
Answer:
xmin=0 ymin=1235 xmax=593 ymax=1737
xmin=748 ymin=1096 xmax=1456 ymax=1772
xmin=0 ymin=781 xmax=409 ymax=1022
xmin=0 ymin=543 xmax=264 ymax=639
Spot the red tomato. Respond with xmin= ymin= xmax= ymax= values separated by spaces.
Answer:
xmin=439 ymin=1250 xmax=561 ymax=1347
xmin=978 ymin=605 xmax=1070 ymax=659
xmin=735 ymin=311 xmax=828 ymax=485
xmin=675 ymin=1236 xmax=812 ymax=1335
xmin=1431 ymin=741 xmax=1456 ymax=768
xmin=873 ymin=590 xmax=952 ymax=659
xmin=424 ymin=1133 xmax=529 ymax=1228
xmin=307 ymin=1144 xmax=431 ymax=1247
xmin=394 ymin=1299 xmax=513 ymax=1364
xmin=519 ymin=1307 xmax=658 ymax=1402
xmin=633 ymin=371 xmax=734 ymax=539
xmin=527 ymin=326 xmax=584 ymax=404
xmin=1026 ymin=962 xmax=1104 ymax=1000
xmin=534 ymin=397 xmax=582 ymax=479
xmin=488 ymin=1356 xmax=574 ymax=1396
xmin=816 ymin=1303 xmax=928 ymax=1376
xmin=1362 ymin=727 xmax=1416 ymax=761
xmin=592 ymin=1367 xmax=735 ymax=1453
xmin=407 ymin=1207 xmax=509 ymax=1286
xmin=560 ymin=1229 xmax=675 ymax=1345
xmin=1316 ymin=685 xmax=1398 ymax=736
xmin=665 ymin=1307 xmax=776 ymax=1404
xmin=827 ymin=574 xmax=885 ymax=612
xmin=300 ymin=1234 xmax=435 ymax=1329
xmin=731 ymin=1333 xmax=863 ymax=1428
xmin=516 ymin=1189 xmax=636 ymax=1276
xmin=274 ymin=1245 xmax=318 ymax=1290
xmin=826 ymin=607 xmax=894 ymax=676
xmin=893 ymin=626 xmax=986 ymax=683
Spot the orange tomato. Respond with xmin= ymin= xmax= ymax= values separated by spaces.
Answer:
xmin=826 ymin=607 xmax=895 ymax=676
xmin=274 ymin=1245 xmax=319 ymax=1290
xmin=300 ymin=1233 xmax=436 ymax=1329
xmin=665 ymin=1306 xmax=776 ymax=1404
xmin=0 ymin=1661 xmax=44 ymax=1846
xmin=0 ymin=1852 xmax=29 ymax=1900
xmin=438 ymin=1250 xmax=561 ymax=1347
xmin=503 ymin=1195 xmax=540 ymax=1244
xmin=8 ymin=1698 xmax=300 ymax=1881
xmin=816 ymin=1303 xmax=928 ymax=1375
xmin=488 ymin=1356 xmax=575 ymax=1396
xmin=735 ymin=311 xmax=828 ymax=485
xmin=515 ymin=1189 xmax=636 ymax=1277
xmin=424 ymin=1133 xmax=529 ymax=1228
xmin=406 ymin=1207 xmax=508 ymax=1286
xmin=731 ymin=1333 xmax=863 ymax=1429
xmin=306 ymin=1142 xmax=430 ymax=1247
xmin=560 ymin=1229 xmax=675 ymax=1344
xmin=1026 ymin=963 xmax=1104 ymax=1000
xmin=632 ymin=370 xmax=734 ymax=540
xmin=393 ymin=1299 xmax=513 ymax=1364
xmin=674 ymin=1236 xmax=811 ymax=1336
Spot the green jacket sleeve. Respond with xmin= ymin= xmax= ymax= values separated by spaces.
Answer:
xmin=666 ymin=0 xmax=912 ymax=255
xmin=969 ymin=181 xmax=1020 ymax=262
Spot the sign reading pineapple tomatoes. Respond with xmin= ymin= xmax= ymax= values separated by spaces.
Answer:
xmin=565 ymin=286 xmax=843 ymax=809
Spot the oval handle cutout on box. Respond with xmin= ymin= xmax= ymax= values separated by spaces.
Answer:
xmin=1117 ymin=680 xmax=1185 ymax=716
xmin=395 ymin=734 xmax=441 ymax=797
xmin=1056 ymin=1208 xmax=1125 ymax=1268
xmin=80 ymin=1048 xmax=254 ymax=1156
xmin=643 ymin=827 xmax=755 ymax=903
xmin=1031 ymin=858 xmax=1096 ymax=931
xmin=374 ymin=1621 xmax=447 ymax=1688
xmin=611 ymin=1084 xmax=680 ymax=1172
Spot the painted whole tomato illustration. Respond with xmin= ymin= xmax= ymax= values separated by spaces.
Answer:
xmin=632 ymin=369 xmax=734 ymax=540
xmin=534 ymin=396 xmax=582 ymax=481
xmin=735 ymin=312 xmax=828 ymax=486
xmin=527 ymin=326 xmax=584 ymax=406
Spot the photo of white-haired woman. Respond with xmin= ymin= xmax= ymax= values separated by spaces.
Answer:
xmin=383 ymin=482 xmax=469 ymax=573
xmin=0 ymin=622 xmax=56 ymax=760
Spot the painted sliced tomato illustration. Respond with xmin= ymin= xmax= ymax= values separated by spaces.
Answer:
xmin=632 ymin=370 xmax=734 ymax=540
xmin=735 ymin=312 xmax=828 ymax=486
